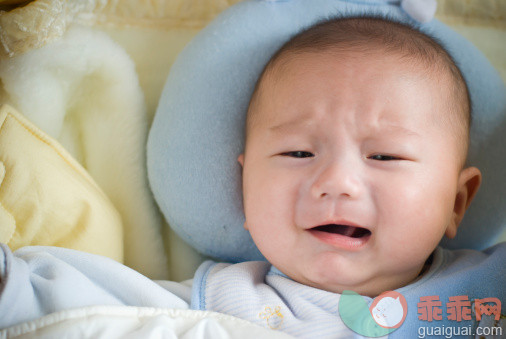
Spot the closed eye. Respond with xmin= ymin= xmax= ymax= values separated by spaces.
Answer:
xmin=368 ymin=154 xmax=402 ymax=161
xmin=281 ymin=151 xmax=314 ymax=158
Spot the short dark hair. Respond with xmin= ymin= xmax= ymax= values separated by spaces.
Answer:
xmin=246 ymin=16 xmax=471 ymax=165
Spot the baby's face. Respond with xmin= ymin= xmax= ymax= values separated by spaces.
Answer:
xmin=239 ymin=51 xmax=480 ymax=297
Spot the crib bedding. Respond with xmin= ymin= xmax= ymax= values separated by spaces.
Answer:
xmin=0 ymin=105 xmax=123 ymax=263
xmin=0 ymin=244 xmax=292 ymax=338
xmin=0 ymin=244 xmax=188 ymax=329
xmin=0 ymin=0 xmax=505 ymax=336
xmin=0 ymin=23 xmax=169 ymax=281
xmin=0 ymin=306 xmax=292 ymax=339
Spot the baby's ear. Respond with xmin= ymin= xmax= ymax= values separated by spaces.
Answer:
xmin=446 ymin=167 xmax=482 ymax=239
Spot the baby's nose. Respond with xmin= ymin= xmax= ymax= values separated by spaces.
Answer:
xmin=310 ymin=159 xmax=363 ymax=200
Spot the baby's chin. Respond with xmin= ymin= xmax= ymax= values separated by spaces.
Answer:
xmin=285 ymin=263 xmax=427 ymax=298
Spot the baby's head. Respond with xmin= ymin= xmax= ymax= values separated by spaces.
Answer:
xmin=237 ymin=16 xmax=482 ymax=297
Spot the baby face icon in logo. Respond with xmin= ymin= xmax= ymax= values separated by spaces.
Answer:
xmin=370 ymin=291 xmax=408 ymax=329
xmin=339 ymin=290 xmax=408 ymax=337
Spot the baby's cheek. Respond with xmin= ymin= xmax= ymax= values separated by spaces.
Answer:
xmin=376 ymin=184 xmax=444 ymax=255
xmin=246 ymin=175 xmax=291 ymax=227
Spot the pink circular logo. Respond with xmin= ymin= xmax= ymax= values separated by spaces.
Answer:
xmin=369 ymin=291 xmax=408 ymax=329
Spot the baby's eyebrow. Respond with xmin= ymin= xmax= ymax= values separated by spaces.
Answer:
xmin=268 ymin=118 xmax=421 ymax=138
xmin=378 ymin=124 xmax=421 ymax=138
xmin=269 ymin=117 xmax=315 ymax=133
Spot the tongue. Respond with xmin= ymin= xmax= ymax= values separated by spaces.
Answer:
xmin=315 ymin=224 xmax=369 ymax=238
xmin=340 ymin=225 xmax=356 ymax=237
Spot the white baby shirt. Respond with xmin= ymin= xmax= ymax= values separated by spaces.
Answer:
xmin=192 ymin=244 xmax=506 ymax=338
xmin=192 ymin=260 xmax=374 ymax=338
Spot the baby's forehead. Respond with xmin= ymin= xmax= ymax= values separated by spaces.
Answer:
xmin=266 ymin=45 xmax=444 ymax=83
xmin=248 ymin=48 xmax=468 ymax=157
xmin=247 ymin=17 xmax=469 ymax=158
xmin=258 ymin=47 xmax=453 ymax=109
xmin=255 ymin=17 xmax=467 ymax=101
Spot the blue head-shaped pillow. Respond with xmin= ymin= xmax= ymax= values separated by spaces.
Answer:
xmin=148 ymin=0 xmax=506 ymax=262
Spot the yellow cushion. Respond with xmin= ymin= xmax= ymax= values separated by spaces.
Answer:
xmin=0 ymin=104 xmax=123 ymax=262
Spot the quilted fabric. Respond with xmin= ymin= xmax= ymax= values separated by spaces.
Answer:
xmin=0 ymin=104 xmax=123 ymax=261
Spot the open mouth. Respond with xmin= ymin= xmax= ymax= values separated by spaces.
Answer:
xmin=311 ymin=224 xmax=371 ymax=238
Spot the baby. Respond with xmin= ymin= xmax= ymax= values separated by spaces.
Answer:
xmin=238 ymin=15 xmax=479 ymax=298
xmin=191 ymin=16 xmax=505 ymax=337
xmin=0 ymin=15 xmax=504 ymax=338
